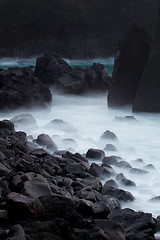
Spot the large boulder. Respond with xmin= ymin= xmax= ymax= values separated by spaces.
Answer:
xmin=95 ymin=219 xmax=126 ymax=240
xmin=34 ymin=133 xmax=58 ymax=152
xmin=0 ymin=66 xmax=52 ymax=110
xmin=109 ymin=208 xmax=157 ymax=240
xmin=133 ymin=2 xmax=160 ymax=112
xmin=107 ymin=23 xmax=152 ymax=107
xmin=35 ymin=53 xmax=72 ymax=86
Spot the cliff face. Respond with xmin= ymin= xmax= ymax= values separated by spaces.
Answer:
xmin=0 ymin=0 xmax=158 ymax=58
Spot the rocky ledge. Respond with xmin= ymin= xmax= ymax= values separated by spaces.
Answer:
xmin=0 ymin=119 xmax=157 ymax=240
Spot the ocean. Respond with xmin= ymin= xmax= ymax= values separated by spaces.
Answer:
xmin=0 ymin=57 xmax=160 ymax=222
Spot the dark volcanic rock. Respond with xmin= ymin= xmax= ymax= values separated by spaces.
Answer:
xmin=109 ymin=208 xmax=157 ymax=240
xmin=116 ymin=173 xmax=136 ymax=187
xmin=81 ymin=177 xmax=102 ymax=192
xmin=50 ymin=62 xmax=110 ymax=93
xmin=102 ymin=156 xmax=121 ymax=166
xmin=102 ymin=195 xmax=121 ymax=211
xmin=7 ymin=224 xmax=26 ymax=240
xmin=66 ymin=163 xmax=85 ymax=174
xmin=45 ymin=119 xmax=76 ymax=132
xmin=91 ymin=201 xmax=110 ymax=218
xmin=114 ymin=116 xmax=137 ymax=122
xmin=100 ymin=130 xmax=118 ymax=141
xmin=116 ymin=161 xmax=132 ymax=169
xmin=23 ymin=174 xmax=52 ymax=198
xmin=57 ymin=66 xmax=86 ymax=94
xmin=86 ymin=148 xmax=105 ymax=160
xmin=6 ymin=192 xmax=42 ymax=219
xmin=133 ymin=2 xmax=160 ymax=112
xmin=39 ymin=195 xmax=83 ymax=226
xmin=23 ymin=218 xmax=76 ymax=240
xmin=0 ymin=120 xmax=15 ymax=132
xmin=35 ymin=53 xmax=72 ymax=86
xmin=34 ymin=133 xmax=57 ymax=152
xmin=85 ymin=63 xmax=110 ymax=91
xmin=108 ymin=23 xmax=152 ymax=107
xmin=89 ymin=163 xmax=111 ymax=179
xmin=0 ymin=67 xmax=52 ymax=110
xmin=0 ymin=119 xmax=156 ymax=240
xmin=104 ymin=144 xmax=117 ymax=152
xmin=10 ymin=113 xmax=38 ymax=129
xmin=95 ymin=219 xmax=125 ymax=240
xmin=101 ymin=187 xmax=134 ymax=202
xmin=129 ymin=167 xmax=149 ymax=175
xmin=102 ymin=180 xmax=118 ymax=192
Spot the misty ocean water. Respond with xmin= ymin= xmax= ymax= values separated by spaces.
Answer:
xmin=1 ymin=58 xmax=160 ymax=221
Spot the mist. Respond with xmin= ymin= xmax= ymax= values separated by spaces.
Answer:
xmin=1 ymin=92 xmax=160 ymax=217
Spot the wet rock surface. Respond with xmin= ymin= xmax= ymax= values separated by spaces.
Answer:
xmin=36 ymin=54 xmax=111 ymax=94
xmin=0 ymin=119 xmax=157 ymax=240
xmin=107 ymin=23 xmax=152 ymax=107
xmin=0 ymin=53 xmax=112 ymax=111
xmin=133 ymin=1 xmax=160 ymax=112
xmin=0 ymin=67 xmax=52 ymax=110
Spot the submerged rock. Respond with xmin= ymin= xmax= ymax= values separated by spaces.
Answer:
xmin=10 ymin=113 xmax=38 ymax=129
xmin=102 ymin=155 xmax=121 ymax=166
xmin=114 ymin=116 xmax=137 ymax=122
xmin=104 ymin=144 xmax=117 ymax=152
xmin=100 ymin=130 xmax=118 ymax=141
xmin=44 ymin=119 xmax=76 ymax=132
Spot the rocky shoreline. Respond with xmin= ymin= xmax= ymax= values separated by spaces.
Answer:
xmin=0 ymin=53 xmax=111 ymax=110
xmin=0 ymin=118 xmax=158 ymax=240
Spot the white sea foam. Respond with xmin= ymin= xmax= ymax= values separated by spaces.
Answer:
xmin=64 ymin=57 xmax=114 ymax=66
xmin=0 ymin=57 xmax=160 ymax=219
xmin=0 ymin=57 xmax=37 ymax=69
xmin=1 ymin=92 xmax=160 ymax=217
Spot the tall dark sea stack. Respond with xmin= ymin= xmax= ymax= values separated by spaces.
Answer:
xmin=133 ymin=1 xmax=160 ymax=112
xmin=107 ymin=24 xmax=152 ymax=107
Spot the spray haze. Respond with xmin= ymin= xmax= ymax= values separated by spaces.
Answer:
xmin=0 ymin=91 xmax=160 ymax=217
xmin=0 ymin=58 xmax=160 ymax=218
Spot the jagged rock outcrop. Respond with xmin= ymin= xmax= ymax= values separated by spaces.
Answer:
xmin=133 ymin=1 xmax=160 ymax=112
xmin=0 ymin=66 xmax=52 ymax=110
xmin=35 ymin=53 xmax=110 ymax=93
xmin=107 ymin=23 xmax=152 ymax=107
xmin=35 ymin=53 xmax=72 ymax=85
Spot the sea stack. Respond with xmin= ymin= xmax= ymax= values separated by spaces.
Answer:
xmin=133 ymin=2 xmax=160 ymax=112
xmin=107 ymin=23 xmax=152 ymax=107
